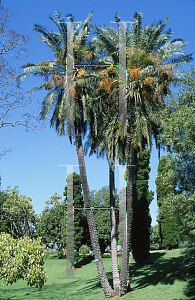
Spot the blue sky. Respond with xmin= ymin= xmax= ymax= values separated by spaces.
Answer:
xmin=1 ymin=0 xmax=195 ymax=226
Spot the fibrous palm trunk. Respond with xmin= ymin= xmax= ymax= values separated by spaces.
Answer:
xmin=120 ymin=142 xmax=137 ymax=296
xmin=76 ymin=129 xmax=114 ymax=298
xmin=109 ymin=159 xmax=120 ymax=295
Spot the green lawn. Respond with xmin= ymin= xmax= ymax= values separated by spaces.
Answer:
xmin=0 ymin=250 xmax=194 ymax=300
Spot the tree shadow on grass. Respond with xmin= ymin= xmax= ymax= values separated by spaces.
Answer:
xmin=76 ymin=271 xmax=113 ymax=293
xmin=129 ymin=251 xmax=186 ymax=291
xmin=184 ymin=277 xmax=195 ymax=299
xmin=75 ymin=255 xmax=94 ymax=268
xmin=0 ymin=280 xmax=84 ymax=300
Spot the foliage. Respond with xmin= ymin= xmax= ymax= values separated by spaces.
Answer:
xmin=0 ymin=233 xmax=47 ymax=288
xmin=91 ymin=186 xmax=119 ymax=254
xmin=164 ymin=193 xmax=195 ymax=241
xmin=160 ymin=67 xmax=195 ymax=194
xmin=131 ymin=147 xmax=153 ymax=262
xmin=36 ymin=193 xmax=65 ymax=246
xmin=0 ymin=190 xmax=10 ymax=234
xmin=155 ymin=155 xmax=177 ymax=207
xmin=79 ymin=245 xmax=90 ymax=256
xmin=150 ymin=225 xmax=159 ymax=250
xmin=155 ymin=156 xmax=179 ymax=249
xmin=0 ymin=187 xmax=36 ymax=239
xmin=160 ymin=209 xmax=179 ymax=250
xmin=44 ymin=249 xmax=64 ymax=260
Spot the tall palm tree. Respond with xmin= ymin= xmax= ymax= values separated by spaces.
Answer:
xmin=91 ymin=12 xmax=192 ymax=295
xmin=18 ymin=12 xmax=115 ymax=298
xmin=83 ymin=64 xmax=125 ymax=295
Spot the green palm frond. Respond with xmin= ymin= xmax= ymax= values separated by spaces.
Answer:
xmin=34 ymin=24 xmax=62 ymax=54
xmin=92 ymin=26 xmax=119 ymax=63
xmin=50 ymin=90 xmax=66 ymax=134
xmin=75 ymin=11 xmax=93 ymax=46
xmin=40 ymin=87 xmax=58 ymax=120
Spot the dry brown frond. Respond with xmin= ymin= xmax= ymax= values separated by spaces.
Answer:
xmin=129 ymin=66 xmax=142 ymax=81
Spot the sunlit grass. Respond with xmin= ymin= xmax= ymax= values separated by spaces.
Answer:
xmin=0 ymin=250 xmax=194 ymax=299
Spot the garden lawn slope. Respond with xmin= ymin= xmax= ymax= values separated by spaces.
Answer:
xmin=0 ymin=250 xmax=193 ymax=300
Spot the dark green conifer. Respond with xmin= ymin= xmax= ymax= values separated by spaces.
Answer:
xmin=131 ymin=147 xmax=153 ymax=263
xmin=64 ymin=172 xmax=89 ymax=266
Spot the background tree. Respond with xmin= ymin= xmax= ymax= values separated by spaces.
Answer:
xmin=155 ymin=155 xmax=179 ymax=249
xmin=131 ymin=146 xmax=153 ymax=263
xmin=36 ymin=193 xmax=65 ymax=248
xmin=160 ymin=67 xmax=195 ymax=195
xmin=150 ymin=225 xmax=159 ymax=250
xmin=0 ymin=7 xmax=38 ymax=136
xmin=0 ymin=190 xmax=10 ymax=234
xmin=0 ymin=186 xmax=36 ymax=239
xmin=91 ymin=186 xmax=119 ymax=255
xmin=159 ymin=68 xmax=195 ymax=284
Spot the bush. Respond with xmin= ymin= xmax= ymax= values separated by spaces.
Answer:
xmin=150 ymin=243 xmax=159 ymax=251
xmin=0 ymin=233 xmax=47 ymax=288
xmin=45 ymin=249 xmax=65 ymax=259
xmin=79 ymin=245 xmax=89 ymax=256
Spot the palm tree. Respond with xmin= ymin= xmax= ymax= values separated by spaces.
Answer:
xmin=83 ymin=64 xmax=125 ymax=295
xmin=18 ymin=12 xmax=115 ymax=298
xmin=91 ymin=12 xmax=192 ymax=295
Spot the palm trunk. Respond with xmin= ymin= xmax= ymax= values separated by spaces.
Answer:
xmin=120 ymin=143 xmax=137 ymax=296
xmin=109 ymin=159 xmax=120 ymax=295
xmin=75 ymin=130 xmax=114 ymax=298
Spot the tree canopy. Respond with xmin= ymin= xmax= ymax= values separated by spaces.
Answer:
xmin=0 ymin=187 xmax=36 ymax=239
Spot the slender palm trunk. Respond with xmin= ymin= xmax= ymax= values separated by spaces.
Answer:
xmin=109 ymin=159 xmax=120 ymax=295
xmin=120 ymin=143 xmax=137 ymax=296
xmin=75 ymin=130 xmax=114 ymax=298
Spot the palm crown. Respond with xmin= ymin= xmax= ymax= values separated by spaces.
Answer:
xmin=18 ymin=11 xmax=96 ymax=137
xmin=91 ymin=12 xmax=192 ymax=156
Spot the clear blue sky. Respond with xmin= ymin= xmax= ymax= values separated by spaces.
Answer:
xmin=1 ymin=0 xmax=195 ymax=226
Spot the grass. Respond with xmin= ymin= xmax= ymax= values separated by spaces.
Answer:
xmin=0 ymin=250 xmax=194 ymax=300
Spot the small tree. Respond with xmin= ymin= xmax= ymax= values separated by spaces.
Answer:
xmin=0 ymin=233 xmax=47 ymax=288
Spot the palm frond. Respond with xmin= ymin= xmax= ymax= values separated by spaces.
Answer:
xmin=40 ymin=87 xmax=58 ymax=120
